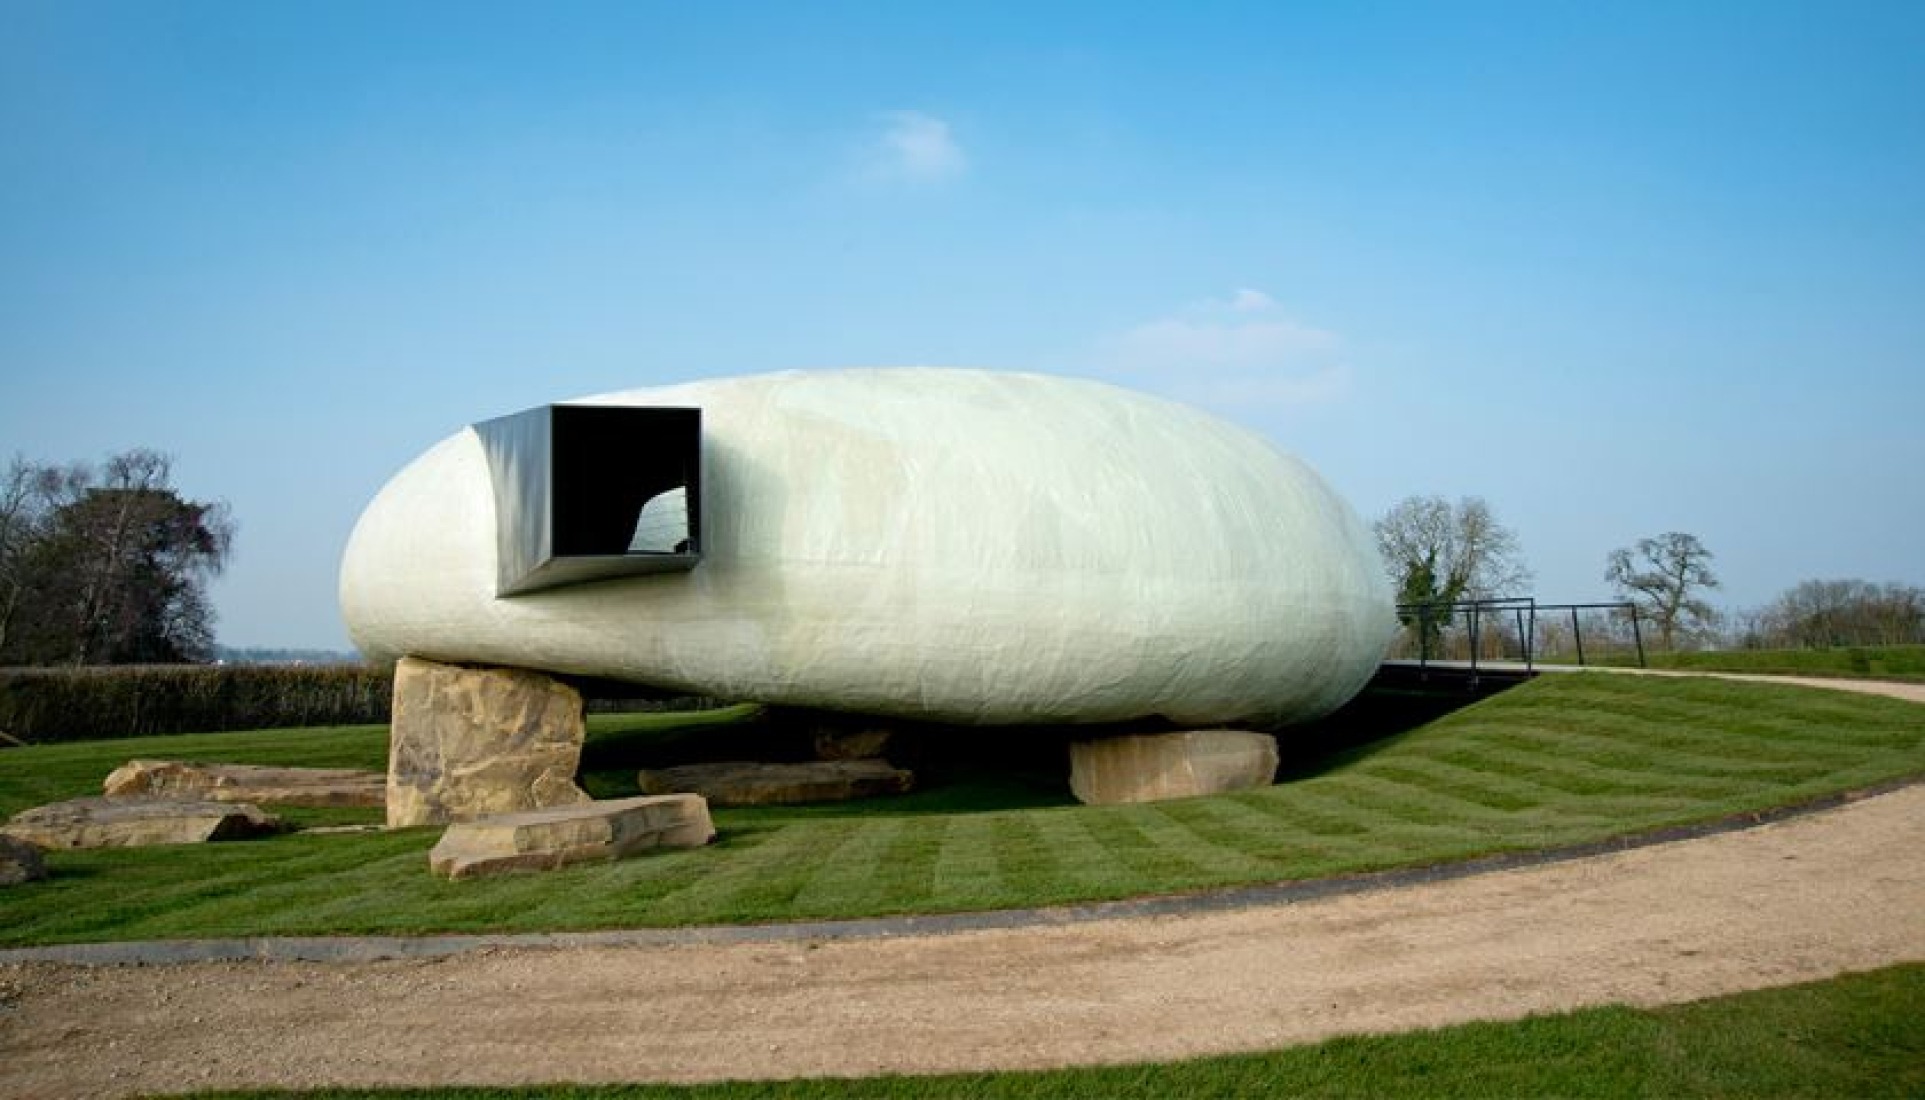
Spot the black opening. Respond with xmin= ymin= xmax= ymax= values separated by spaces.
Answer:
xmin=550 ymin=406 xmax=701 ymax=558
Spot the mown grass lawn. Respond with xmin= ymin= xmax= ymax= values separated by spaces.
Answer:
xmin=190 ymin=962 xmax=1925 ymax=1099
xmin=1 ymin=672 xmax=1921 ymax=946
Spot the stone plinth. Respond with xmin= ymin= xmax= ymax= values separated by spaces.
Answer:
xmin=105 ymin=760 xmax=386 ymax=809
xmin=1 ymin=834 xmax=47 ymax=885
xmin=1069 ymin=730 xmax=1279 ymax=805
xmin=2 ymin=797 xmax=283 ymax=849
xmin=637 ymin=759 xmax=914 ymax=806
xmin=429 ymin=795 xmax=714 ymax=879
xmin=387 ymin=657 xmax=591 ymax=829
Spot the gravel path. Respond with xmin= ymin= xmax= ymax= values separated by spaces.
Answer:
xmin=1425 ymin=660 xmax=1925 ymax=705
xmin=5 ymin=779 xmax=1923 ymax=1097
xmin=1591 ymin=666 xmax=1925 ymax=704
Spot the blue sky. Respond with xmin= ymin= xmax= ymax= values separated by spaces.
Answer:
xmin=4 ymin=1 xmax=1921 ymax=651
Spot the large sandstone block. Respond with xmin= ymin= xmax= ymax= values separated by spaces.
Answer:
xmin=387 ymin=657 xmax=591 ymax=829
xmin=0 ymin=834 xmax=46 ymax=885
xmin=636 ymin=759 xmax=914 ymax=806
xmin=429 ymin=795 xmax=714 ymax=879
xmin=104 ymin=760 xmax=386 ymax=809
xmin=1069 ymin=730 xmax=1279 ymax=805
xmin=1 ymin=797 xmax=283 ymax=849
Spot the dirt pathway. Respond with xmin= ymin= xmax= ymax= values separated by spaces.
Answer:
xmin=1437 ymin=660 xmax=1925 ymax=705
xmin=1582 ymin=665 xmax=1925 ymax=704
xmin=5 ymin=779 xmax=1923 ymax=1098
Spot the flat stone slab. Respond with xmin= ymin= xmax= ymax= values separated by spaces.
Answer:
xmin=2 ymin=797 xmax=283 ymax=849
xmin=104 ymin=760 xmax=386 ymax=809
xmin=429 ymin=795 xmax=714 ymax=880
xmin=0 ymin=834 xmax=46 ymax=885
xmin=387 ymin=657 xmax=591 ymax=829
xmin=1069 ymin=730 xmax=1279 ymax=805
xmin=636 ymin=760 xmax=914 ymax=806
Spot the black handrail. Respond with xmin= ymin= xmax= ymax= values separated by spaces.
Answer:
xmin=1394 ymin=598 xmax=1645 ymax=671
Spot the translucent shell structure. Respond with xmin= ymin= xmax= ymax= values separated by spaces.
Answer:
xmin=340 ymin=368 xmax=1395 ymax=727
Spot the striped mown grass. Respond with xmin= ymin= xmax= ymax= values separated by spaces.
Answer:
xmin=1 ymin=673 xmax=1920 ymax=946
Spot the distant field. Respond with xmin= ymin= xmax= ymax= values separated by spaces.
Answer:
xmin=1 ymin=673 xmax=1921 ymax=946
xmin=189 ymin=963 xmax=1925 ymax=1099
xmin=1546 ymin=643 xmax=1925 ymax=682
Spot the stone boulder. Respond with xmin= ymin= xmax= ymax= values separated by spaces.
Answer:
xmin=812 ymin=726 xmax=896 ymax=761
xmin=429 ymin=795 xmax=714 ymax=879
xmin=104 ymin=760 xmax=386 ymax=808
xmin=760 ymin=706 xmax=898 ymax=761
xmin=637 ymin=759 xmax=914 ymax=806
xmin=2 ymin=797 xmax=283 ymax=849
xmin=1069 ymin=730 xmax=1279 ymax=805
xmin=387 ymin=656 xmax=591 ymax=829
xmin=0 ymin=834 xmax=46 ymax=885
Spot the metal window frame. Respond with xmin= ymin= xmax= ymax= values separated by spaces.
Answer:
xmin=472 ymin=404 xmax=703 ymax=597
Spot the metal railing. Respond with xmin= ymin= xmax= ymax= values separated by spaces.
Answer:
xmin=1393 ymin=597 xmax=1646 ymax=672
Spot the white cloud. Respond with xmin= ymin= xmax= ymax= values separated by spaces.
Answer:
xmin=871 ymin=110 xmax=966 ymax=182
xmin=1095 ymin=290 xmax=1351 ymax=414
xmin=1228 ymin=287 xmax=1275 ymax=313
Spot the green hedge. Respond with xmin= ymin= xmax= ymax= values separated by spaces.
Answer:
xmin=0 ymin=663 xmax=394 ymax=744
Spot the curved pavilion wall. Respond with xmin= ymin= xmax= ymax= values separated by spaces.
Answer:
xmin=341 ymin=368 xmax=1395 ymax=729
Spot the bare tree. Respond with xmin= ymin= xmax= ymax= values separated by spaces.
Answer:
xmin=0 ymin=456 xmax=87 ymax=657
xmin=1756 ymin=579 xmax=1925 ymax=648
xmin=0 ymin=457 xmax=37 ymax=656
xmin=0 ymin=449 xmax=233 ymax=665
xmin=1606 ymin=532 xmax=1720 ymax=650
xmin=1375 ymin=495 xmax=1531 ymax=652
xmin=67 ymin=449 xmax=171 ymax=664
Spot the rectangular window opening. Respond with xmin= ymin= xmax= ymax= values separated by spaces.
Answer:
xmin=475 ymin=404 xmax=703 ymax=596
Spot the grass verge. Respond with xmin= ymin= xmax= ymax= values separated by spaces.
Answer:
xmin=185 ymin=962 xmax=1925 ymax=1098
xmin=1 ymin=673 xmax=1921 ymax=946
